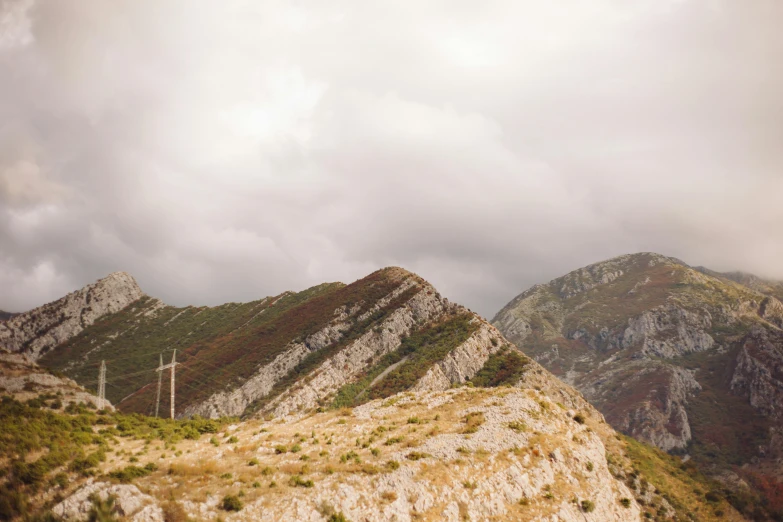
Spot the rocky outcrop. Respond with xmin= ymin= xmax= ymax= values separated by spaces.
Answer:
xmin=412 ymin=320 xmax=505 ymax=392
xmin=0 ymin=272 xmax=143 ymax=360
xmin=621 ymin=304 xmax=716 ymax=358
xmin=493 ymin=251 xmax=783 ymax=487
xmin=730 ymin=327 xmax=783 ymax=421
xmin=611 ymin=365 xmax=701 ymax=451
xmin=555 ymin=252 xmax=678 ymax=299
xmin=52 ymin=481 xmax=163 ymax=521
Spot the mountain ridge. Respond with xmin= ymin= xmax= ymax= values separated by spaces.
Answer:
xmin=0 ymin=272 xmax=144 ymax=361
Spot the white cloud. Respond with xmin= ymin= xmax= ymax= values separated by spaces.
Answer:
xmin=0 ymin=0 xmax=782 ymax=315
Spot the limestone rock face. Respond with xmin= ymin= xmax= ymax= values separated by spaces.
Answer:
xmin=0 ymin=272 xmax=143 ymax=360
xmin=493 ymin=252 xmax=783 ymax=490
xmin=52 ymin=481 xmax=163 ymax=521
xmin=730 ymin=327 xmax=783 ymax=422
xmin=620 ymin=304 xmax=715 ymax=358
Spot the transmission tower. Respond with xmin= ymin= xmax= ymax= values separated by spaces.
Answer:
xmin=170 ymin=350 xmax=176 ymax=419
xmin=155 ymin=354 xmax=163 ymax=417
xmin=98 ymin=360 xmax=106 ymax=410
xmin=155 ymin=350 xmax=178 ymax=419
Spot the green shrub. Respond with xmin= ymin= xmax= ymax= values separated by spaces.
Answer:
xmin=470 ymin=348 xmax=530 ymax=387
xmin=108 ymin=463 xmax=157 ymax=483
xmin=580 ymin=500 xmax=595 ymax=513
xmin=289 ymin=475 xmax=314 ymax=488
xmin=573 ymin=413 xmax=586 ymax=424
xmin=405 ymin=452 xmax=429 ymax=461
xmin=221 ymin=495 xmax=243 ymax=512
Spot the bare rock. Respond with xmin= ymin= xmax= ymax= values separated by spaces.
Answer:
xmin=53 ymin=481 xmax=163 ymax=521
xmin=0 ymin=272 xmax=144 ymax=360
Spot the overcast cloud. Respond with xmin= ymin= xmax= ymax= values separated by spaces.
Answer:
xmin=1 ymin=0 xmax=782 ymax=317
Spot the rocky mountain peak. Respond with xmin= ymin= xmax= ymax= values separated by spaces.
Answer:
xmin=493 ymin=252 xmax=783 ymax=519
xmin=0 ymin=272 xmax=145 ymax=360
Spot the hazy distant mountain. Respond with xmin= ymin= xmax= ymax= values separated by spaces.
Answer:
xmin=695 ymin=266 xmax=783 ymax=303
xmin=494 ymin=252 xmax=783 ymax=519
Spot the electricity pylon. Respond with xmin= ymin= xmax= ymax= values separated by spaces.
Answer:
xmin=98 ymin=360 xmax=106 ymax=410
xmin=155 ymin=350 xmax=178 ymax=419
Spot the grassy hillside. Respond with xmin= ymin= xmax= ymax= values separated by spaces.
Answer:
xmin=39 ymin=268 xmax=437 ymax=418
xmin=39 ymin=281 xmax=345 ymax=414
xmin=0 ymin=386 xmax=743 ymax=521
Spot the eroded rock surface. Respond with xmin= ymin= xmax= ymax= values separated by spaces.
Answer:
xmin=0 ymin=272 xmax=143 ymax=360
xmin=493 ymin=251 xmax=783 ymax=493
xmin=52 ymin=481 xmax=163 ymax=521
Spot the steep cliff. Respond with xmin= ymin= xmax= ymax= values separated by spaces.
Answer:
xmin=494 ymin=252 xmax=783 ymax=519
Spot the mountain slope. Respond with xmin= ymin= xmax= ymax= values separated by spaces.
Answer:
xmin=28 ymin=268 xmax=517 ymax=424
xmin=0 ymin=272 xmax=144 ymax=360
xmin=0 ymin=311 xmax=17 ymax=322
xmin=493 ymin=252 xmax=783 ymax=519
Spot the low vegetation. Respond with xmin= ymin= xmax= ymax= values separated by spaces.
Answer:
xmin=469 ymin=347 xmax=530 ymax=387
xmin=0 ymin=396 xmax=231 ymax=520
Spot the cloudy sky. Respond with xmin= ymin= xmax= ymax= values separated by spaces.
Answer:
xmin=1 ymin=0 xmax=782 ymax=317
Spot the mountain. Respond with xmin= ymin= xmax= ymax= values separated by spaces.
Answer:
xmin=493 ymin=252 xmax=783 ymax=519
xmin=0 ymin=266 xmax=744 ymax=520
xmin=26 ymin=267 xmax=512 ymax=420
xmin=0 ymin=311 xmax=17 ymax=322
xmin=0 ymin=272 xmax=144 ymax=360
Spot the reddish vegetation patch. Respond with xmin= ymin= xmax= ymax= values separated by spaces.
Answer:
xmin=600 ymin=367 xmax=672 ymax=433
xmin=742 ymin=471 xmax=783 ymax=518
xmin=120 ymin=269 xmax=419 ymax=414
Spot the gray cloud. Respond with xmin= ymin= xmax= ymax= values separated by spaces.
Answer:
xmin=1 ymin=0 xmax=782 ymax=317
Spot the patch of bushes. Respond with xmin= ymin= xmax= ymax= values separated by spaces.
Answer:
xmin=462 ymin=412 xmax=485 ymax=434
xmin=469 ymin=347 xmax=530 ymax=387
xmin=108 ymin=463 xmax=157 ymax=483
xmin=221 ymin=495 xmax=243 ymax=512
xmin=289 ymin=475 xmax=314 ymax=488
